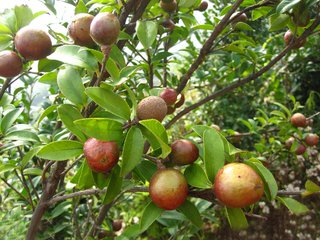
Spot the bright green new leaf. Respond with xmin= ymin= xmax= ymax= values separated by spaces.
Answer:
xmin=85 ymin=87 xmax=131 ymax=120
xmin=136 ymin=21 xmax=158 ymax=49
xmin=14 ymin=5 xmax=33 ymax=29
xmin=276 ymin=197 xmax=309 ymax=215
xmin=269 ymin=13 xmax=290 ymax=31
xmin=121 ymin=127 xmax=144 ymax=177
xmin=37 ymin=140 xmax=83 ymax=161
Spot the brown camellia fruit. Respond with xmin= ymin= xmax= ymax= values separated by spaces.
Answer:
xmin=68 ymin=13 xmax=95 ymax=47
xmin=197 ymin=1 xmax=208 ymax=12
xmin=295 ymin=144 xmax=306 ymax=155
xmin=160 ymin=88 xmax=178 ymax=105
xmin=170 ymin=139 xmax=199 ymax=166
xmin=305 ymin=134 xmax=319 ymax=146
xmin=290 ymin=113 xmax=307 ymax=127
xmin=167 ymin=105 xmax=176 ymax=115
xmin=15 ymin=26 xmax=52 ymax=60
xmin=0 ymin=50 xmax=23 ymax=78
xmin=83 ymin=138 xmax=119 ymax=173
xmin=285 ymin=137 xmax=295 ymax=149
xmin=214 ymin=163 xmax=264 ymax=208
xmin=137 ymin=96 xmax=167 ymax=121
xmin=284 ymin=30 xmax=306 ymax=49
xmin=112 ymin=219 xmax=123 ymax=232
xmin=161 ymin=18 xmax=175 ymax=31
xmin=175 ymin=93 xmax=185 ymax=108
xmin=90 ymin=12 xmax=120 ymax=46
xmin=160 ymin=0 xmax=177 ymax=13
xmin=149 ymin=168 xmax=188 ymax=210
xmin=230 ymin=12 xmax=248 ymax=24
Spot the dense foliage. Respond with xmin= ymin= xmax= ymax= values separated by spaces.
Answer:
xmin=0 ymin=0 xmax=319 ymax=239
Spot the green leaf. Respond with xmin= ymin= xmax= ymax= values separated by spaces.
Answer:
xmin=178 ymin=200 xmax=203 ymax=228
xmin=184 ymin=164 xmax=212 ymax=189
xmin=0 ymin=34 xmax=12 ymax=51
xmin=38 ymin=72 xmax=58 ymax=85
xmin=23 ymin=168 xmax=43 ymax=176
xmin=48 ymin=45 xmax=98 ymax=71
xmin=269 ymin=13 xmax=290 ymax=31
xmin=276 ymin=0 xmax=301 ymax=13
xmin=276 ymin=197 xmax=309 ymax=215
xmin=136 ymin=21 xmax=158 ymax=49
xmin=0 ymin=23 xmax=12 ymax=34
xmin=4 ymin=130 xmax=40 ymax=142
xmin=38 ymin=59 xmax=62 ymax=72
xmin=203 ymin=129 xmax=225 ymax=182
xmin=244 ymin=159 xmax=278 ymax=201
xmin=1 ymin=108 xmax=24 ymax=134
xmin=139 ymin=119 xmax=171 ymax=158
xmin=21 ymin=146 xmax=41 ymax=168
xmin=37 ymin=140 xmax=83 ymax=161
xmin=85 ymin=87 xmax=131 ymax=120
xmin=103 ymin=165 xmax=123 ymax=204
xmin=75 ymin=0 xmax=88 ymax=14
xmin=225 ymin=207 xmax=249 ymax=230
xmin=251 ymin=7 xmax=273 ymax=21
xmin=134 ymin=160 xmax=157 ymax=182
xmin=71 ymin=160 xmax=95 ymax=189
xmin=58 ymin=104 xmax=86 ymax=142
xmin=140 ymin=201 xmax=164 ymax=231
xmin=57 ymin=66 xmax=87 ymax=106
xmin=106 ymin=58 xmax=120 ymax=82
xmin=121 ymin=127 xmax=144 ymax=177
xmin=234 ymin=22 xmax=254 ymax=31
xmin=74 ymin=118 xmax=123 ymax=145
xmin=0 ymin=163 xmax=16 ymax=175
xmin=37 ymin=105 xmax=57 ymax=126
xmin=302 ymin=180 xmax=320 ymax=197
xmin=14 ymin=5 xmax=33 ymax=29
xmin=179 ymin=0 xmax=197 ymax=8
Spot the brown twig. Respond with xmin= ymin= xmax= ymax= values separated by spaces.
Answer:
xmin=0 ymin=177 xmax=31 ymax=204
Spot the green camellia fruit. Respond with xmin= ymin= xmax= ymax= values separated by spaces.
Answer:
xmin=90 ymin=12 xmax=120 ymax=46
xmin=214 ymin=163 xmax=264 ymax=208
xmin=68 ymin=13 xmax=95 ymax=47
xmin=15 ymin=26 xmax=52 ymax=60
xmin=0 ymin=50 xmax=23 ymax=78
xmin=83 ymin=138 xmax=119 ymax=173
xmin=169 ymin=139 xmax=199 ymax=165
xmin=149 ymin=168 xmax=188 ymax=210
xmin=137 ymin=96 xmax=167 ymax=122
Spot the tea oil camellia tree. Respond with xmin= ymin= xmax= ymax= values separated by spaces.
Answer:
xmin=0 ymin=0 xmax=319 ymax=239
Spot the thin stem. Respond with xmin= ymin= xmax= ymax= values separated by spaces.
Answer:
xmin=19 ymin=169 xmax=35 ymax=211
xmin=0 ymin=177 xmax=31 ymax=204
xmin=28 ymin=176 xmax=40 ymax=201
xmin=307 ymin=111 xmax=320 ymax=120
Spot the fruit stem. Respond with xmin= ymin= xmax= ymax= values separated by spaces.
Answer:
xmin=307 ymin=111 xmax=320 ymax=120
xmin=96 ymin=45 xmax=112 ymax=86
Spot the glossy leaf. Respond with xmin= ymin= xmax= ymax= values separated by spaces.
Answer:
xmin=178 ymin=200 xmax=203 ymax=228
xmin=71 ymin=160 xmax=95 ymax=189
xmin=276 ymin=0 xmax=301 ymax=13
xmin=37 ymin=140 xmax=83 ymax=161
xmin=203 ymin=129 xmax=225 ymax=182
xmin=276 ymin=197 xmax=309 ymax=215
xmin=58 ymin=104 xmax=86 ymax=142
xmin=134 ymin=160 xmax=157 ymax=182
xmin=21 ymin=146 xmax=42 ymax=168
xmin=140 ymin=201 xmax=164 ymax=231
xmin=85 ymin=87 xmax=131 ymax=120
xmin=1 ymin=108 xmax=24 ymax=134
xmin=74 ymin=118 xmax=123 ymax=145
xmin=121 ymin=127 xmax=144 ymax=177
xmin=269 ymin=13 xmax=289 ymax=31
xmin=103 ymin=165 xmax=123 ymax=204
xmin=225 ymin=207 xmax=248 ymax=230
xmin=184 ymin=164 xmax=212 ymax=189
xmin=136 ymin=21 xmax=158 ymax=49
xmin=14 ymin=5 xmax=33 ymax=29
xmin=37 ymin=105 xmax=57 ymax=126
xmin=57 ymin=66 xmax=87 ymax=106
xmin=4 ymin=130 xmax=40 ymax=142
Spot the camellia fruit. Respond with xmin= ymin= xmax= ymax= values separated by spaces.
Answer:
xmin=197 ymin=1 xmax=208 ymax=12
xmin=68 ymin=13 xmax=95 ymax=47
xmin=285 ymin=137 xmax=295 ymax=149
xmin=149 ymin=168 xmax=188 ymax=210
xmin=159 ymin=88 xmax=178 ymax=105
xmin=0 ymin=50 xmax=23 ymax=78
xmin=284 ymin=30 xmax=306 ymax=49
xmin=290 ymin=113 xmax=307 ymax=127
xmin=136 ymin=96 xmax=167 ymax=121
xmin=90 ymin=12 xmax=120 ymax=46
xmin=214 ymin=163 xmax=264 ymax=208
xmin=169 ymin=139 xmax=199 ymax=166
xmin=83 ymin=138 xmax=119 ymax=173
xmin=305 ymin=134 xmax=319 ymax=146
xmin=230 ymin=12 xmax=248 ymax=24
xmin=295 ymin=144 xmax=306 ymax=155
xmin=160 ymin=0 xmax=177 ymax=13
xmin=14 ymin=26 xmax=52 ymax=60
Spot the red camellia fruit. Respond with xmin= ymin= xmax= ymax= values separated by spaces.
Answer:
xmin=197 ymin=1 xmax=208 ymax=12
xmin=83 ymin=138 xmax=119 ymax=173
xmin=170 ymin=139 xmax=199 ymax=165
xmin=0 ymin=50 xmax=23 ymax=78
xmin=284 ymin=30 xmax=306 ymax=49
xmin=68 ymin=13 xmax=95 ymax=47
xmin=90 ymin=12 xmax=120 ymax=46
xmin=15 ymin=26 xmax=52 ymax=60
xmin=305 ymin=134 xmax=319 ymax=146
xmin=149 ymin=168 xmax=188 ymax=210
xmin=295 ymin=144 xmax=306 ymax=155
xmin=214 ymin=163 xmax=264 ymax=208
xmin=290 ymin=113 xmax=307 ymax=127
xmin=160 ymin=88 xmax=178 ymax=105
